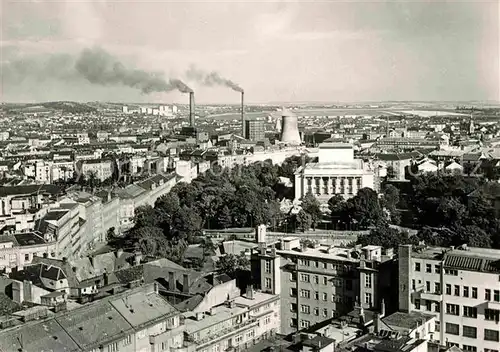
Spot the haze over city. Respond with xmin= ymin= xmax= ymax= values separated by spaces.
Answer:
xmin=1 ymin=0 xmax=499 ymax=104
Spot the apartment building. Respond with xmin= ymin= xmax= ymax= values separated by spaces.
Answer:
xmin=0 ymin=232 xmax=57 ymax=272
xmin=399 ymin=244 xmax=500 ymax=352
xmin=251 ymin=225 xmax=395 ymax=335
xmin=0 ymin=283 xmax=190 ymax=352
xmin=78 ymin=158 xmax=114 ymax=182
xmin=183 ymin=286 xmax=280 ymax=352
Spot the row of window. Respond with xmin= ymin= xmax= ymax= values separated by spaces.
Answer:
xmin=296 ymin=259 xmax=354 ymax=273
xmin=445 ymin=323 xmax=499 ymax=342
xmin=295 ymin=305 xmax=329 ymax=318
xmin=296 ymin=273 xmax=350 ymax=289
xmin=290 ymin=313 xmax=340 ymax=328
xmin=293 ymin=289 xmax=348 ymax=304
xmin=445 ymin=304 xmax=500 ymax=321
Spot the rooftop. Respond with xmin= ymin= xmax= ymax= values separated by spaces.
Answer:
xmin=277 ymin=245 xmax=358 ymax=263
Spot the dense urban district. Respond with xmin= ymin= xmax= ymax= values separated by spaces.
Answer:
xmin=0 ymin=101 xmax=500 ymax=352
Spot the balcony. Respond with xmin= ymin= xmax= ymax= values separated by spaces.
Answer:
xmin=486 ymin=301 xmax=500 ymax=310
xmin=420 ymin=291 xmax=443 ymax=302
xmin=195 ymin=318 xmax=259 ymax=347
xmin=149 ymin=325 xmax=186 ymax=345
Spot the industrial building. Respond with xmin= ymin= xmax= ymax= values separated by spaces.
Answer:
xmin=294 ymin=139 xmax=376 ymax=203
xmin=251 ymin=225 xmax=396 ymax=335
xmin=280 ymin=110 xmax=302 ymax=145
xmin=245 ymin=120 xmax=266 ymax=141
xmin=398 ymin=244 xmax=500 ymax=351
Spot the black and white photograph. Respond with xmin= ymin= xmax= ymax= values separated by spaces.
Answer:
xmin=0 ymin=1 xmax=499 ymax=351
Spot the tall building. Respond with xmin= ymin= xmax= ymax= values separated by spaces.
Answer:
xmin=398 ymin=244 xmax=500 ymax=351
xmin=245 ymin=120 xmax=266 ymax=141
xmin=294 ymin=139 xmax=376 ymax=203
xmin=251 ymin=225 xmax=395 ymax=335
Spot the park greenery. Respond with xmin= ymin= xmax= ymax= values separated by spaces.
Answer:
xmin=122 ymin=156 xmax=500 ymax=269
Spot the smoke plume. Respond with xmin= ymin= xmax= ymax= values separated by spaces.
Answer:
xmin=75 ymin=47 xmax=192 ymax=93
xmin=186 ymin=65 xmax=243 ymax=92
xmin=2 ymin=47 xmax=192 ymax=94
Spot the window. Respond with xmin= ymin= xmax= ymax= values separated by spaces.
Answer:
xmin=462 ymin=345 xmax=477 ymax=352
xmin=314 ymin=291 xmax=319 ymax=300
xmin=435 ymin=282 xmax=441 ymax=294
xmin=265 ymin=278 xmax=272 ymax=289
xmin=446 ymin=284 xmax=451 ymax=295
xmin=290 ymin=318 xmax=297 ymax=327
xmin=426 ymin=281 xmax=430 ymax=292
xmin=313 ymin=307 xmax=319 ymax=316
xmin=472 ymin=287 xmax=477 ymax=299
xmin=247 ymin=330 xmax=255 ymax=339
xmin=463 ymin=286 xmax=469 ymax=297
xmin=290 ymin=303 xmax=297 ymax=312
xmin=494 ymin=290 xmax=500 ymax=302
xmin=426 ymin=264 xmax=432 ymax=273
xmin=485 ymin=309 xmax=500 ymax=321
xmin=300 ymin=320 xmax=310 ymax=328
xmin=322 ymin=277 xmax=328 ymax=285
xmin=300 ymin=274 xmax=310 ymax=282
xmin=445 ymin=323 xmax=459 ymax=335
xmin=462 ymin=325 xmax=477 ymax=338
xmin=265 ymin=260 xmax=271 ymax=273
xmin=446 ymin=304 xmax=460 ymax=316
xmin=235 ymin=335 xmax=243 ymax=343
xmin=300 ymin=305 xmax=310 ymax=314
xmin=434 ymin=302 xmax=441 ymax=313
xmin=300 ymin=290 xmax=310 ymax=299
xmin=365 ymin=293 xmax=372 ymax=306
xmin=412 ymin=280 xmax=416 ymax=290
xmin=313 ymin=275 xmax=319 ymax=284
xmin=290 ymin=288 xmax=297 ymax=297
xmin=415 ymin=262 xmax=421 ymax=271
xmin=322 ymin=293 xmax=327 ymax=301
xmin=322 ymin=262 xmax=327 ymax=269
xmin=484 ymin=329 xmax=500 ymax=342
xmin=24 ymin=254 xmax=29 ymax=261
xmin=454 ymin=285 xmax=460 ymax=296
xmin=123 ymin=335 xmax=132 ymax=346
xmin=463 ymin=306 xmax=477 ymax=318
xmin=290 ymin=272 xmax=297 ymax=281
xmin=425 ymin=300 xmax=432 ymax=311
xmin=108 ymin=343 xmax=119 ymax=352
xmin=435 ymin=321 xmax=440 ymax=332
xmin=486 ymin=289 xmax=492 ymax=300
xmin=414 ymin=299 xmax=420 ymax=309
xmin=322 ymin=308 xmax=328 ymax=317
xmin=365 ymin=273 xmax=372 ymax=288
xmin=445 ymin=268 xmax=458 ymax=275
xmin=434 ymin=264 xmax=440 ymax=273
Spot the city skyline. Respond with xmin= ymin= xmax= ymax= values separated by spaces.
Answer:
xmin=1 ymin=0 xmax=499 ymax=104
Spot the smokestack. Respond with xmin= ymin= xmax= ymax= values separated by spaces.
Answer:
xmin=241 ymin=91 xmax=245 ymax=138
xmin=189 ymin=91 xmax=195 ymax=127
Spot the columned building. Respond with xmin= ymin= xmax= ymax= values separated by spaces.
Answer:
xmin=294 ymin=140 xmax=376 ymax=202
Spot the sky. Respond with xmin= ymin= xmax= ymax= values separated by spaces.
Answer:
xmin=1 ymin=0 xmax=499 ymax=104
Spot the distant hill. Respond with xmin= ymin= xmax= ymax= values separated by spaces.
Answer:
xmin=2 ymin=101 xmax=98 ymax=114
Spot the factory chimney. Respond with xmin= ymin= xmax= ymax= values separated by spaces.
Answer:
xmin=241 ymin=91 xmax=245 ymax=138
xmin=189 ymin=91 xmax=195 ymax=127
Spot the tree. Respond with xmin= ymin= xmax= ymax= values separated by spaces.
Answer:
xmin=216 ymin=205 xmax=233 ymax=229
xmin=199 ymin=237 xmax=218 ymax=257
xmin=295 ymin=210 xmax=312 ymax=232
xmin=133 ymin=205 xmax=157 ymax=228
xmin=216 ymin=253 xmax=250 ymax=277
xmin=301 ymin=193 xmax=322 ymax=230
xmin=347 ymin=188 xmax=385 ymax=229
xmin=357 ymin=226 xmax=416 ymax=250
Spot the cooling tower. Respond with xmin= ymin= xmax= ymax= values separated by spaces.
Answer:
xmin=189 ymin=91 xmax=195 ymax=127
xmin=241 ymin=91 xmax=245 ymax=138
xmin=280 ymin=110 xmax=301 ymax=145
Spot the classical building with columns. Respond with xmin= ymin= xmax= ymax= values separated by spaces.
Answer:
xmin=294 ymin=140 xmax=376 ymax=203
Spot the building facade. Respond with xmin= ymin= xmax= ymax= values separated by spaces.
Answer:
xmin=399 ymin=244 xmax=500 ymax=352
xmin=251 ymin=225 xmax=394 ymax=335
xmin=245 ymin=120 xmax=266 ymax=141
xmin=294 ymin=141 xmax=376 ymax=202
